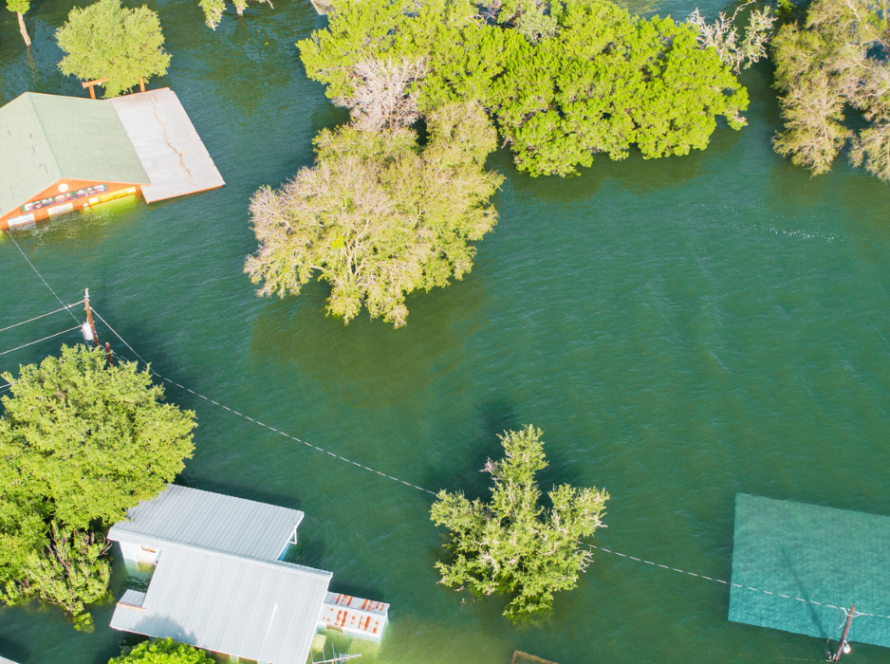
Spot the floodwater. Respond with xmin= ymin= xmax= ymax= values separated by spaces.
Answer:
xmin=2 ymin=1 xmax=890 ymax=663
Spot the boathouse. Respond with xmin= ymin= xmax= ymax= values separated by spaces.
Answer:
xmin=0 ymin=89 xmax=224 ymax=230
xmin=108 ymin=485 xmax=388 ymax=664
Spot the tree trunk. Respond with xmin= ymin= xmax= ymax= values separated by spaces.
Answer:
xmin=236 ymin=3 xmax=244 ymax=15
xmin=18 ymin=12 xmax=31 ymax=48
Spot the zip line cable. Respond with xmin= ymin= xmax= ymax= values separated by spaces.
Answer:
xmin=4 ymin=231 xmax=81 ymax=325
xmin=6 ymin=237 xmax=889 ymax=634
xmin=91 ymin=309 xmax=436 ymax=497
xmin=0 ymin=325 xmax=82 ymax=358
xmin=0 ymin=300 xmax=84 ymax=334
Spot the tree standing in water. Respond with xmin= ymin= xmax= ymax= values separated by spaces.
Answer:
xmin=431 ymin=425 xmax=609 ymax=622
xmin=56 ymin=0 xmax=171 ymax=98
xmin=6 ymin=0 xmax=33 ymax=47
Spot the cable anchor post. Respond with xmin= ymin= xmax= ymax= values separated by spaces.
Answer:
xmin=83 ymin=288 xmax=99 ymax=348
xmin=831 ymin=605 xmax=855 ymax=662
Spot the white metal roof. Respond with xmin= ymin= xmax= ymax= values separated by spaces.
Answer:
xmin=0 ymin=656 xmax=20 ymax=664
xmin=108 ymin=484 xmax=303 ymax=560
xmin=110 ymin=88 xmax=225 ymax=203
xmin=110 ymin=545 xmax=331 ymax=664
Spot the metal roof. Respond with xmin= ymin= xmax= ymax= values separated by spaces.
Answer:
xmin=108 ymin=484 xmax=303 ymax=560
xmin=0 ymin=657 xmax=20 ymax=664
xmin=111 ymin=545 xmax=331 ymax=664
xmin=110 ymin=89 xmax=225 ymax=203
xmin=0 ymin=92 xmax=149 ymax=218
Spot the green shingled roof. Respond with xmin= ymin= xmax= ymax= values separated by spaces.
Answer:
xmin=0 ymin=92 xmax=149 ymax=218
xmin=729 ymin=494 xmax=890 ymax=649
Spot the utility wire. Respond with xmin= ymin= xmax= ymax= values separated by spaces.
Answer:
xmin=0 ymin=325 xmax=82 ymax=357
xmin=0 ymin=300 xmax=84 ymax=334
xmin=92 ymin=309 xmax=436 ymax=497
xmin=4 ymin=231 xmax=80 ymax=325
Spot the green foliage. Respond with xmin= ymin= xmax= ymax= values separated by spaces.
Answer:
xmin=771 ymin=0 xmax=890 ymax=179
xmin=431 ymin=425 xmax=609 ymax=621
xmin=56 ymin=0 xmax=171 ymax=98
xmin=245 ymin=102 xmax=503 ymax=327
xmin=6 ymin=0 xmax=29 ymax=15
xmin=110 ymin=638 xmax=215 ymax=664
xmin=4 ymin=523 xmax=110 ymax=632
xmin=298 ymin=0 xmax=748 ymax=177
xmin=0 ymin=345 xmax=195 ymax=622
xmin=198 ymin=0 xmax=270 ymax=30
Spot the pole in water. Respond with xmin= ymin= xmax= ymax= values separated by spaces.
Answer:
xmin=831 ymin=605 xmax=855 ymax=662
xmin=84 ymin=288 xmax=99 ymax=348
xmin=105 ymin=342 xmax=114 ymax=365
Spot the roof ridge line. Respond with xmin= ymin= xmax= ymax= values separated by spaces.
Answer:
xmin=110 ymin=530 xmax=333 ymax=579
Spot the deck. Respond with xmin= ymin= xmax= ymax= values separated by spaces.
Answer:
xmin=110 ymin=88 xmax=224 ymax=204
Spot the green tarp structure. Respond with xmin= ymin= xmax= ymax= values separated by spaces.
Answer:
xmin=729 ymin=494 xmax=890 ymax=648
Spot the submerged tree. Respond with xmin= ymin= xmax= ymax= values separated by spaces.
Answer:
xmin=0 ymin=345 xmax=196 ymax=626
xmin=6 ymin=0 xmax=34 ymax=47
xmin=245 ymin=102 xmax=503 ymax=327
xmin=687 ymin=1 xmax=776 ymax=73
xmin=110 ymin=638 xmax=215 ymax=664
xmin=198 ymin=0 xmax=272 ymax=30
xmin=431 ymin=426 xmax=609 ymax=621
xmin=771 ymin=0 xmax=890 ymax=179
xmin=299 ymin=0 xmax=749 ymax=177
xmin=56 ymin=0 xmax=171 ymax=98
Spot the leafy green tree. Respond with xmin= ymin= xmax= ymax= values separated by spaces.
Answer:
xmin=4 ymin=523 xmax=111 ymax=632
xmin=431 ymin=425 xmax=609 ymax=621
xmin=110 ymin=638 xmax=215 ymax=664
xmin=0 ymin=345 xmax=196 ymax=623
xmin=6 ymin=0 xmax=33 ymax=47
xmin=198 ymin=0 xmax=272 ymax=30
xmin=298 ymin=0 xmax=749 ymax=177
xmin=56 ymin=0 xmax=171 ymax=98
xmin=245 ymin=102 xmax=503 ymax=327
xmin=771 ymin=0 xmax=890 ymax=179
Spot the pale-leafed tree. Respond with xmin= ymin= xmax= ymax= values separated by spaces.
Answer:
xmin=245 ymin=102 xmax=503 ymax=328
xmin=688 ymin=1 xmax=776 ymax=73
xmin=333 ymin=58 xmax=428 ymax=131
xmin=199 ymin=0 xmax=272 ymax=29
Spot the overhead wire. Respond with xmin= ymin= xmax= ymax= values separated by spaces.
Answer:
xmin=4 ymin=231 xmax=81 ymax=325
xmin=0 ymin=300 xmax=84 ymax=334
xmin=0 ymin=325 xmax=83 ymax=357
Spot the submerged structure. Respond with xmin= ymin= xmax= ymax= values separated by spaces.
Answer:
xmin=0 ymin=89 xmax=224 ymax=230
xmin=108 ymin=485 xmax=388 ymax=664
xmin=729 ymin=493 xmax=890 ymax=649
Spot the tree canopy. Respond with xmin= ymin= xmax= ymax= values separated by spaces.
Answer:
xmin=771 ymin=0 xmax=890 ymax=180
xmin=245 ymin=102 xmax=503 ymax=327
xmin=299 ymin=0 xmax=749 ymax=177
xmin=431 ymin=425 xmax=609 ymax=621
xmin=0 ymin=345 xmax=196 ymax=627
xmin=198 ymin=0 xmax=271 ymax=30
xmin=56 ymin=0 xmax=171 ymax=98
xmin=110 ymin=638 xmax=214 ymax=664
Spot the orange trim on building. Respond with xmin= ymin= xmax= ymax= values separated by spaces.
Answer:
xmin=0 ymin=178 xmax=143 ymax=230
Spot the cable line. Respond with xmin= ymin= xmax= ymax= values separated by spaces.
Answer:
xmin=0 ymin=300 xmax=84 ymax=334
xmin=0 ymin=325 xmax=83 ymax=357
xmin=91 ymin=308 xmax=437 ymax=497
xmin=4 ymin=231 xmax=81 ymax=325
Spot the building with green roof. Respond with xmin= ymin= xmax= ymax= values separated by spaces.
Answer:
xmin=1 ymin=88 xmax=224 ymax=230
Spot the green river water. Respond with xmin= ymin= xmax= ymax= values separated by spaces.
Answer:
xmin=2 ymin=1 xmax=890 ymax=663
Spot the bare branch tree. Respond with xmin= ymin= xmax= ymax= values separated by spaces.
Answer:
xmin=333 ymin=57 xmax=428 ymax=131
xmin=688 ymin=1 xmax=776 ymax=72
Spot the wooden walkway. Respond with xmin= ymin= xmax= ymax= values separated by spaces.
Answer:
xmin=110 ymin=88 xmax=224 ymax=204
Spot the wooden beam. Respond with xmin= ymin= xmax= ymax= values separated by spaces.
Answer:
xmin=81 ymin=78 xmax=109 ymax=99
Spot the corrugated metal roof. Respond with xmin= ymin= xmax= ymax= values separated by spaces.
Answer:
xmin=110 ymin=89 xmax=225 ymax=203
xmin=110 ymin=545 xmax=331 ymax=664
xmin=0 ymin=92 xmax=149 ymax=218
xmin=108 ymin=484 xmax=303 ymax=561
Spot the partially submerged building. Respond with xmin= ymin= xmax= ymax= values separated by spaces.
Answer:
xmin=108 ymin=485 xmax=388 ymax=664
xmin=0 ymin=89 xmax=224 ymax=230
